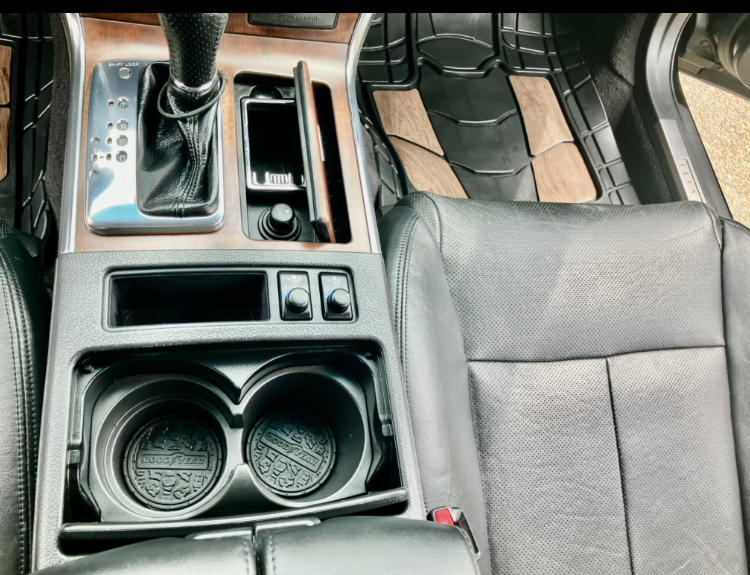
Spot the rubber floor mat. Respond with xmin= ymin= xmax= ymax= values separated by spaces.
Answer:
xmin=358 ymin=13 xmax=640 ymax=207
xmin=0 ymin=13 xmax=55 ymax=243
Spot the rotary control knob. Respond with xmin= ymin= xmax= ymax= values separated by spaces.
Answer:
xmin=319 ymin=273 xmax=353 ymax=320
xmin=269 ymin=204 xmax=295 ymax=234
xmin=259 ymin=203 xmax=300 ymax=240
xmin=327 ymin=289 xmax=351 ymax=314
xmin=285 ymin=288 xmax=310 ymax=314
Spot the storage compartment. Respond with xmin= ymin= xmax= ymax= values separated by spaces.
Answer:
xmin=109 ymin=271 xmax=269 ymax=327
xmin=243 ymin=99 xmax=305 ymax=192
xmin=124 ymin=414 xmax=224 ymax=511
xmin=235 ymin=73 xmax=351 ymax=244
xmin=65 ymin=345 xmax=403 ymax=537
xmin=244 ymin=366 xmax=370 ymax=502
xmin=89 ymin=375 xmax=231 ymax=516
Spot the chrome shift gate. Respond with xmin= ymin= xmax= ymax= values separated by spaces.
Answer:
xmin=84 ymin=60 xmax=225 ymax=234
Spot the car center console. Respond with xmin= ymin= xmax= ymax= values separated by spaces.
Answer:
xmin=32 ymin=13 xmax=436 ymax=571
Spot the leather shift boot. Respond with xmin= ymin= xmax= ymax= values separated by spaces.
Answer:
xmin=136 ymin=62 xmax=220 ymax=218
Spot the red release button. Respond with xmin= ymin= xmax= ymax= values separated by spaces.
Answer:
xmin=433 ymin=508 xmax=455 ymax=526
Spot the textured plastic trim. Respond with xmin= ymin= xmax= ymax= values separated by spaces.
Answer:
xmin=59 ymin=487 xmax=408 ymax=540
xmin=641 ymin=13 xmax=731 ymax=216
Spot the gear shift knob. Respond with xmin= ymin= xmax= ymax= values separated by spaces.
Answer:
xmin=158 ymin=13 xmax=229 ymax=96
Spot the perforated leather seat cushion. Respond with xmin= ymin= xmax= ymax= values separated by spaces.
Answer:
xmin=380 ymin=193 xmax=750 ymax=575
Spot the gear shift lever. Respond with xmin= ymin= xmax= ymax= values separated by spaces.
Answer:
xmin=158 ymin=13 xmax=228 ymax=101
xmin=135 ymin=13 xmax=228 ymax=219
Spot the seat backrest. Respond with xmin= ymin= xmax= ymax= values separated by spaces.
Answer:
xmin=0 ymin=220 xmax=50 ymax=575
xmin=380 ymin=193 xmax=750 ymax=575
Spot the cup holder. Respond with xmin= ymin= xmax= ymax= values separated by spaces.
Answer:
xmin=123 ymin=415 xmax=224 ymax=510
xmin=85 ymin=364 xmax=373 ymax=521
xmin=243 ymin=366 xmax=371 ymax=504
xmin=88 ymin=375 xmax=232 ymax=519
xmin=247 ymin=408 xmax=336 ymax=497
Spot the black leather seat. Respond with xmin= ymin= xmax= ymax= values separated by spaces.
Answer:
xmin=0 ymin=221 xmax=50 ymax=575
xmin=380 ymin=192 xmax=750 ymax=575
xmin=33 ymin=517 xmax=478 ymax=575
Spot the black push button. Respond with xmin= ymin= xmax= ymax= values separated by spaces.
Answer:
xmin=279 ymin=272 xmax=312 ymax=320
xmin=320 ymin=273 xmax=353 ymax=320
xmin=286 ymin=288 xmax=310 ymax=314
xmin=328 ymin=289 xmax=351 ymax=314
xmin=248 ymin=13 xmax=338 ymax=30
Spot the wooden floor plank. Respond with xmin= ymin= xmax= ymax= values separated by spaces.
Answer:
xmin=0 ymin=108 xmax=9 ymax=181
xmin=390 ymin=137 xmax=468 ymax=199
xmin=532 ymin=143 xmax=597 ymax=203
xmin=374 ymin=89 xmax=445 ymax=155
xmin=0 ymin=45 xmax=11 ymax=106
xmin=510 ymin=75 xmax=573 ymax=156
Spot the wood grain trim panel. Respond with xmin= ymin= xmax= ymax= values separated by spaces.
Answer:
xmin=390 ymin=138 xmax=467 ymax=199
xmin=0 ymin=108 xmax=9 ymax=181
xmin=295 ymin=61 xmax=335 ymax=242
xmin=81 ymin=13 xmax=359 ymax=44
xmin=0 ymin=44 xmax=8 ymax=182
xmin=509 ymin=75 xmax=573 ymax=156
xmin=532 ymin=143 xmax=597 ymax=203
xmin=374 ymin=90 xmax=444 ymax=155
xmin=0 ymin=45 xmax=11 ymax=106
xmin=81 ymin=13 xmax=160 ymax=27
xmin=374 ymin=88 xmax=467 ymax=199
xmin=75 ymin=18 xmax=370 ymax=253
xmin=230 ymin=13 xmax=358 ymax=43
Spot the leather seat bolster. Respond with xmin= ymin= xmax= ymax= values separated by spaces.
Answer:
xmin=34 ymin=518 xmax=478 ymax=575
xmin=257 ymin=517 xmax=479 ymax=575
xmin=401 ymin=192 xmax=725 ymax=361
xmin=33 ymin=537 xmax=256 ymax=575
xmin=722 ymin=217 xmax=750 ymax=553
xmin=380 ymin=194 xmax=744 ymax=575
xmin=379 ymin=205 xmax=492 ymax=575
xmin=0 ymin=222 xmax=50 ymax=575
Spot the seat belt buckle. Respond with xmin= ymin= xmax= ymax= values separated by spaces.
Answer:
xmin=427 ymin=507 xmax=481 ymax=560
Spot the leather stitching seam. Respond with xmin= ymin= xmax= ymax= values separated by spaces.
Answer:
xmin=421 ymin=192 xmax=444 ymax=251
xmin=399 ymin=218 xmax=419 ymax=375
xmin=606 ymin=358 xmax=636 ymax=575
xmin=699 ymin=201 xmax=722 ymax=248
xmin=398 ymin=216 xmax=429 ymax=514
xmin=722 ymin=218 xmax=750 ymax=242
xmin=242 ymin=537 xmax=251 ymax=575
xmin=464 ymin=344 xmax=726 ymax=364
xmin=400 ymin=219 xmax=418 ymax=385
xmin=0 ymin=246 xmax=30 ymax=575
xmin=169 ymin=92 xmax=196 ymax=217
xmin=268 ymin=534 xmax=275 ymax=575
xmin=0 ymin=243 xmax=38 ymax=486
xmin=394 ymin=213 xmax=419 ymax=369
xmin=465 ymin=367 xmax=493 ymax=571
xmin=0 ymin=246 xmax=28 ymax=575
xmin=176 ymin=116 xmax=197 ymax=218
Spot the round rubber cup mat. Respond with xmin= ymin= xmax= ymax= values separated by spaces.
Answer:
xmin=247 ymin=408 xmax=336 ymax=497
xmin=123 ymin=416 xmax=223 ymax=510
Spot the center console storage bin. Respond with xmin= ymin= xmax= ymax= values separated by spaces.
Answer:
xmin=67 ymin=345 xmax=401 ymax=532
xmin=234 ymin=73 xmax=351 ymax=244
xmin=109 ymin=271 xmax=269 ymax=327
